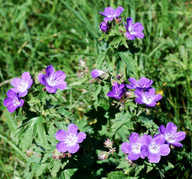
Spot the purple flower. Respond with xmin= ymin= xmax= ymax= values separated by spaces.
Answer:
xmin=55 ymin=124 xmax=86 ymax=154
xmin=99 ymin=6 xmax=124 ymax=22
xmin=121 ymin=133 xmax=147 ymax=161
xmin=38 ymin=65 xmax=67 ymax=93
xmin=126 ymin=77 xmax=153 ymax=90
xmin=124 ymin=17 xmax=144 ymax=40
xmin=100 ymin=22 xmax=108 ymax=32
xmin=91 ymin=69 xmax=105 ymax=78
xmin=141 ymin=134 xmax=170 ymax=163
xmin=3 ymin=90 xmax=24 ymax=113
xmin=135 ymin=87 xmax=162 ymax=107
xmin=107 ymin=82 xmax=125 ymax=99
xmin=11 ymin=72 xmax=33 ymax=97
xmin=159 ymin=122 xmax=186 ymax=147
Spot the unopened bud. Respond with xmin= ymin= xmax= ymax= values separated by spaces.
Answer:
xmin=104 ymin=138 xmax=113 ymax=148
xmin=52 ymin=149 xmax=63 ymax=160
xmin=98 ymin=151 xmax=109 ymax=160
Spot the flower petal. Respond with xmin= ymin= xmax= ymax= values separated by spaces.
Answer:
xmin=169 ymin=141 xmax=183 ymax=147
xmin=166 ymin=122 xmax=177 ymax=133
xmin=18 ymin=90 xmax=28 ymax=97
xmin=21 ymin=72 xmax=31 ymax=82
xmin=132 ymin=22 xmax=144 ymax=32
xmin=77 ymin=132 xmax=86 ymax=143
xmin=68 ymin=144 xmax=79 ymax=154
xmin=141 ymin=135 xmax=152 ymax=145
xmin=56 ymin=81 xmax=67 ymax=90
xmin=46 ymin=65 xmax=54 ymax=77
xmin=126 ymin=17 xmax=133 ymax=27
xmin=55 ymin=130 xmax=68 ymax=141
xmin=128 ymin=152 xmax=140 ymax=161
xmin=148 ymin=153 xmax=161 ymax=163
xmin=159 ymin=144 xmax=170 ymax=156
xmin=7 ymin=104 xmax=17 ymax=113
xmin=153 ymin=94 xmax=162 ymax=101
xmin=46 ymin=85 xmax=57 ymax=93
xmin=7 ymin=90 xmax=17 ymax=98
xmin=54 ymin=70 xmax=66 ymax=80
xmin=128 ymin=77 xmax=138 ymax=89
xmin=114 ymin=6 xmax=124 ymax=17
xmin=91 ymin=69 xmax=105 ymax=78
xmin=159 ymin=125 xmax=166 ymax=135
xmin=138 ymin=77 xmax=153 ymax=88
xmin=68 ymin=124 xmax=78 ymax=135
xmin=104 ymin=7 xmax=114 ymax=16
xmin=3 ymin=98 xmax=13 ymax=107
xmin=140 ymin=145 xmax=149 ymax=158
xmin=38 ymin=74 xmax=47 ymax=85
xmin=175 ymin=131 xmax=186 ymax=141
xmin=132 ymin=31 xmax=145 ymax=39
xmin=121 ymin=142 xmax=131 ymax=154
xmin=56 ymin=142 xmax=68 ymax=153
xmin=11 ymin=77 xmax=22 ymax=88
xmin=125 ymin=32 xmax=135 ymax=40
xmin=19 ymin=99 xmax=24 ymax=107
xmin=153 ymin=134 xmax=165 ymax=144
xmin=28 ymin=79 xmax=33 ymax=88
xmin=129 ymin=133 xmax=139 ymax=143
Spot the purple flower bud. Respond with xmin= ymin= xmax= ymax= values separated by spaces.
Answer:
xmin=91 ymin=69 xmax=105 ymax=78
xmin=124 ymin=17 xmax=144 ymax=40
xmin=55 ymin=124 xmax=86 ymax=154
xmin=100 ymin=22 xmax=108 ymax=32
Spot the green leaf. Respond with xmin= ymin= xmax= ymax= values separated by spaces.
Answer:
xmin=51 ymin=160 xmax=61 ymax=177
xmin=62 ymin=168 xmax=78 ymax=179
xmin=118 ymin=52 xmax=137 ymax=75
xmin=35 ymin=163 xmax=48 ymax=177
xmin=56 ymin=108 xmax=75 ymax=120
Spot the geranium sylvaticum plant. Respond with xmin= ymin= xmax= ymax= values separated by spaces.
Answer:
xmin=2 ymin=5 xmax=186 ymax=179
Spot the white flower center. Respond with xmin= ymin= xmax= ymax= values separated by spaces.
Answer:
xmin=128 ymin=25 xmax=136 ymax=34
xmin=46 ymin=76 xmax=57 ymax=86
xmin=142 ymin=94 xmax=153 ymax=104
xmin=132 ymin=143 xmax=141 ymax=154
xmin=65 ymin=134 xmax=78 ymax=147
xmin=18 ymin=81 xmax=28 ymax=92
xmin=165 ymin=133 xmax=176 ymax=143
xmin=13 ymin=98 xmax=21 ymax=106
xmin=149 ymin=143 xmax=160 ymax=154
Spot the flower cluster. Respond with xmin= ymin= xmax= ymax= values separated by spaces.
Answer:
xmin=3 ymin=65 xmax=67 ymax=113
xmin=121 ymin=122 xmax=186 ymax=163
xmin=99 ymin=7 xmax=144 ymax=40
xmin=91 ymin=72 xmax=162 ymax=107
xmin=127 ymin=77 xmax=162 ymax=107
xmin=55 ymin=124 xmax=86 ymax=154
xmin=3 ymin=72 xmax=33 ymax=113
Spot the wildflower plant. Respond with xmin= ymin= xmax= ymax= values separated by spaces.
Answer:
xmin=1 ymin=4 xmax=188 ymax=179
